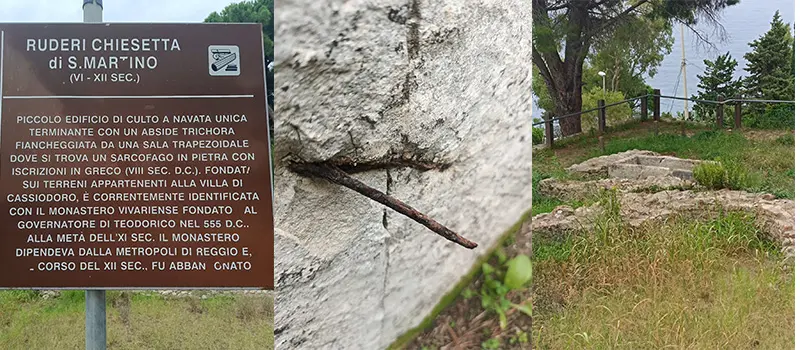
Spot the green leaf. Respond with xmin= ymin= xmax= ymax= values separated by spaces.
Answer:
xmin=511 ymin=302 xmax=533 ymax=317
xmin=504 ymin=255 xmax=533 ymax=290
xmin=481 ymin=263 xmax=495 ymax=275
xmin=481 ymin=294 xmax=492 ymax=308
xmin=481 ymin=338 xmax=501 ymax=350
xmin=495 ymin=250 xmax=507 ymax=264
xmin=499 ymin=298 xmax=511 ymax=310
xmin=495 ymin=283 xmax=509 ymax=296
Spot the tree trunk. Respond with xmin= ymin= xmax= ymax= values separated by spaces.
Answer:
xmin=555 ymin=78 xmax=583 ymax=136
xmin=531 ymin=0 xmax=592 ymax=137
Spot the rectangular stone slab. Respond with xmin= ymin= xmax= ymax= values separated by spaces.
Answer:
xmin=608 ymin=163 xmax=672 ymax=180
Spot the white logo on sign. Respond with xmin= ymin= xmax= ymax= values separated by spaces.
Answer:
xmin=208 ymin=45 xmax=240 ymax=76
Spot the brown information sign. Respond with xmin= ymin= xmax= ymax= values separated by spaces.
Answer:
xmin=0 ymin=23 xmax=273 ymax=289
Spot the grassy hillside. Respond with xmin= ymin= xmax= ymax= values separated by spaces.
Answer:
xmin=532 ymin=122 xmax=795 ymax=348
xmin=534 ymin=121 xmax=794 ymax=199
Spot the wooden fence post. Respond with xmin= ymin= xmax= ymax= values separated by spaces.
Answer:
xmin=544 ymin=112 xmax=554 ymax=148
xmin=681 ymin=119 xmax=686 ymax=137
xmin=653 ymin=89 xmax=661 ymax=121
xmin=597 ymin=99 xmax=606 ymax=152
xmin=734 ymin=95 xmax=742 ymax=129
xmin=640 ymin=94 xmax=648 ymax=121
xmin=597 ymin=100 xmax=606 ymax=134
xmin=716 ymin=96 xmax=724 ymax=128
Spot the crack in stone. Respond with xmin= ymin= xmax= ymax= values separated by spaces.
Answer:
xmin=286 ymin=161 xmax=478 ymax=249
xmin=382 ymin=168 xmax=391 ymax=230
xmin=347 ymin=130 xmax=363 ymax=157
xmin=377 ymin=0 xmax=422 ymax=118
xmin=407 ymin=0 xmax=421 ymax=61
xmin=274 ymin=324 xmax=288 ymax=336
xmin=381 ymin=167 xmax=399 ymax=341
xmin=288 ymin=123 xmax=305 ymax=154
xmin=379 ymin=237 xmax=392 ymax=342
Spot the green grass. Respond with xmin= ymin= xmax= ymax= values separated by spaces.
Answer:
xmin=595 ymin=130 xmax=793 ymax=198
xmin=0 ymin=291 xmax=273 ymax=349
xmin=532 ymin=191 xmax=793 ymax=348
xmin=532 ymin=122 xmax=794 ymax=348
xmin=693 ymin=160 xmax=754 ymax=191
xmin=534 ymin=124 xmax=794 ymax=199
xmin=532 ymin=149 xmax=571 ymax=210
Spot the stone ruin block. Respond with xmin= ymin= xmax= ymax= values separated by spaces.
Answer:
xmin=569 ymin=150 xmax=710 ymax=182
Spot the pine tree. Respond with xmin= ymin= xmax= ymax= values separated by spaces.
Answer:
xmin=691 ymin=52 xmax=742 ymax=123
xmin=743 ymin=11 xmax=794 ymax=101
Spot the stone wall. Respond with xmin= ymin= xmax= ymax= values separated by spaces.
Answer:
xmin=274 ymin=0 xmax=532 ymax=348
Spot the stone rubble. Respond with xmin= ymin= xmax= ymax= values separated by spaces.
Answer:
xmin=535 ymin=151 xmax=795 ymax=260
xmin=537 ymin=176 xmax=694 ymax=202
xmin=565 ymin=150 xmax=661 ymax=177
xmin=566 ymin=149 xmax=709 ymax=181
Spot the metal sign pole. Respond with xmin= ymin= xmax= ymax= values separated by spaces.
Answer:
xmin=85 ymin=289 xmax=106 ymax=350
xmin=83 ymin=2 xmax=106 ymax=350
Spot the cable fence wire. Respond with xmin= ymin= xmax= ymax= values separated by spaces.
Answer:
xmin=532 ymin=94 xmax=648 ymax=145
xmin=532 ymin=93 xmax=794 ymax=145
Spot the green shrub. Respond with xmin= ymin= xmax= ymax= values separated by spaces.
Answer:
xmin=693 ymin=162 xmax=726 ymax=189
xmin=532 ymin=127 xmax=544 ymax=144
xmin=743 ymin=104 xmax=794 ymax=129
xmin=775 ymin=133 xmax=794 ymax=146
xmin=722 ymin=160 xmax=752 ymax=190
xmin=581 ymin=87 xmax=633 ymax=131
xmin=693 ymin=159 xmax=752 ymax=190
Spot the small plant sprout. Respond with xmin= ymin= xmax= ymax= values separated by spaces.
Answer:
xmin=472 ymin=254 xmax=533 ymax=330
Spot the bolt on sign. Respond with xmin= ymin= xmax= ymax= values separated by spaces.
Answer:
xmin=0 ymin=23 xmax=274 ymax=289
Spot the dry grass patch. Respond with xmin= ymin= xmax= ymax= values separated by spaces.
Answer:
xmin=0 ymin=291 xmax=273 ymax=350
xmin=532 ymin=191 xmax=793 ymax=349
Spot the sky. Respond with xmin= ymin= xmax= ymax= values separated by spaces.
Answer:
xmin=0 ymin=0 xmax=238 ymax=23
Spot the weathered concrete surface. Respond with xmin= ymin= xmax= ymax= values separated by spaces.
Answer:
xmin=274 ymin=1 xmax=531 ymax=348
xmin=538 ymin=176 xmax=695 ymax=202
xmin=566 ymin=150 xmax=660 ymax=177
xmin=567 ymin=150 xmax=707 ymax=181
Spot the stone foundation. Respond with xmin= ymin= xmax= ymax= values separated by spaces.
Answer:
xmin=536 ymin=151 xmax=794 ymax=260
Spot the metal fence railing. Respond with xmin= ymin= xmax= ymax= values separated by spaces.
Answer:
xmin=533 ymin=88 xmax=795 ymax=149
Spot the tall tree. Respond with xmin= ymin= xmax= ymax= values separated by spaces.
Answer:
xmin=533 ymin=0 xmax=738 ymax=136
xmin=205 ymin=0 xmax=274 ymax=108
xmin=584 ymin=16 xmax=673 ymax=98
xmin=742 ymin=10 xmax=794 ymax=102
xmin=691 ymin=52 xmax=742 ymax=123
xmin=533 ymin=16 xmax=672 ymax=114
